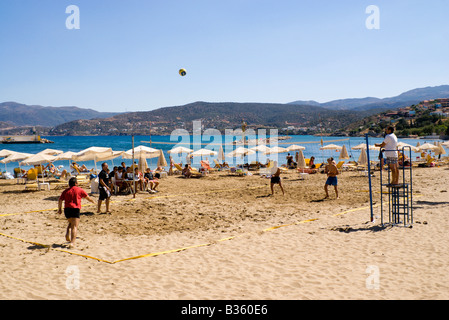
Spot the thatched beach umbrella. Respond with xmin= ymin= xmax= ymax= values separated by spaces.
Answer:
xmin=138 ymin=153 xmax=148 ymax=172
xmin=297 ymin=150 xmax=307 ymax=172
xmin=358 ymin=149 xmax=368 ymax=166
xmin=218 ymin=145 xmax=225 ymax=162
xmin=339 ymin=145 xmax=350 ymax=160
xmin=418 ymin=143 xmax=440 ymax=152
xmin=157 ymin=150 xmax=168 ymax=168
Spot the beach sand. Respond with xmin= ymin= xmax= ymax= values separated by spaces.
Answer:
xmin=1 ymin=164 xmax=448 ymax=300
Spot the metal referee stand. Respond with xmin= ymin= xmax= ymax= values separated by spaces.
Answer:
xmin=379 ymin=146 xmax=414 ymax=227
xmin=366 ymin=134 xmax=413 ymax=227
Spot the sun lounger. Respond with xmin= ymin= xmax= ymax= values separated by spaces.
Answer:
xmin=201 ymin=160 xmax=217 ymax=173
xmin=248 ymin=161 xmax=260 ymax=171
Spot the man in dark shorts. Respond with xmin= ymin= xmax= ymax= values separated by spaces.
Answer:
xmin=58 ymin=177 xmax=95 ymax=248
xmin=97 ymin=162 xmax=112 ymax=214
xmin=324 ymin=157 xmax=339 ymax=199
xmin=270 ymin=162 xmax=285 ymax=196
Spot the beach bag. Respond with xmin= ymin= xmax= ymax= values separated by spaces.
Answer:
xmin=91 ymin=177 xmax=99 ymax=194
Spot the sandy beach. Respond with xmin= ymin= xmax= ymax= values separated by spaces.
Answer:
xmin=1 ymin=164 xmax=448 ymax=300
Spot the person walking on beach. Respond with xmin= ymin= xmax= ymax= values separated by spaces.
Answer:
xmin=375 ymin=126 xmax=399 ymax=185
xmin=324 ymin=157 xmax=339 ymax=199
xmin=270 ymin=162 xmax=285 ymax=196
xmin=58 ymin=177 xmax=95 ymax=248
xmin=97 ymin=162 xmax=112 ymax=214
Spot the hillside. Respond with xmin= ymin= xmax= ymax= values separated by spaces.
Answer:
xmin=0 ymin=102 xmax=120 ymax=127
xmin=49 ymin=101 xmax=369 ymax=136
xmin=343 ymin=98 xmax=449 ymax=138
xmin=289 ymin=85 xmax=449 ymax=112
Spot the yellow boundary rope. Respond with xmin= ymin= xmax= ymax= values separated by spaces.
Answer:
xmin=0 ymin=203 xmax=370 ymax=264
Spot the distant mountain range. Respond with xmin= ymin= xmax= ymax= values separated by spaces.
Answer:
xmin=0 ymin=102 xmax=119 ymax=127
xmin=48 ymin=101 xmax=367 ymax=136
xmin=289 ymin=85 xmax=449 ymax=111
xmin=1 ymin=85 xmax=448 ymax=136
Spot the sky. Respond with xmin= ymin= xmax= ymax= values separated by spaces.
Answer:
xmin=0 ymin=0 xmax=448 ymax=113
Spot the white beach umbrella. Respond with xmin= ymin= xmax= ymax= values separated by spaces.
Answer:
xmin=263 ymin=146 xmax=288 ymax=155
xmin=1 ymin=152 xmax=34 ymax=176
xmin=73 ymin=147 xmax=113 ymax=161
xmin=0 ymin=152 xmax=34 ymax=164
xmin=227 ymin=147 xmax=255 ymax=158
xmin=396 ymin=142 xmax=419 ymax=153
xmin=0 ymin=149 xmax=17 ymax=158
xmin=123 ymin=145 xmax=159 ymax=159
xmin=0 ymin=149 xmax=17 ymax=171
xmin=351 ymin=144 xmax=379 ymax=151
xmin=20 ymin=153 xmax=58 ymax=184
xmin=190 ymin=149 xmax=218 ymax=157
xmin=286 ymin=145 xmax=306 ymax=152
xmin=73 ymin=147 xmax=114 ymax=173
xmin=167 ymin=146 xmax=193 ymax=154
xmin=20 ymin=153 xmax=57 ymax=166
xmin=94 ymin=151 xmax=125 ymax=162
xmin=351 ymin=143 xmax=367 ymax=150
xmin=320 ymin=144 xmax=343 ymax=151
xmin=250 ymin=145 xmax=271 ymax=153
xmin=54 ymin=151 xmax=77 ymax=161
xmin=54 ymin=151 xmax=78 ymax=170
xmin=37 ymin=148 xmax=63 ymax=156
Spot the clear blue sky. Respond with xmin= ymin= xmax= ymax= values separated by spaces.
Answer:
xmin=0 ymin=0 xmax=448 ymax=112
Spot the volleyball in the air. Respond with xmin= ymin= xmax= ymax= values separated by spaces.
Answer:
xmin=179 ymin=68 xmax=187 ymax=77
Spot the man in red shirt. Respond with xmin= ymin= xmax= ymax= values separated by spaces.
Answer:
xmin=58 ymin=177 xmax=95 ymax=248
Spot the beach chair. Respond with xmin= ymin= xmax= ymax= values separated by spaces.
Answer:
xmin=200 ymin=160 xmax=217 ymax=173
xmin=14 ymin=168 xmax=27 ymax=184
xmin=24 ymin=169 xmax=39 ymax=190
xmin=213 ymin=159 xmax=223 ymax=169
xmin=336 ymin=161 xmax=345 ymax=170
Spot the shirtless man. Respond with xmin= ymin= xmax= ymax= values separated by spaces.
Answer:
xmin=324 ymin=157 xmax=339 ymax=199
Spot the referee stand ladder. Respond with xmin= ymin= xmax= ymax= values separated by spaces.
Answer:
xmin=379 ymin=146 xmax=414 ymax=227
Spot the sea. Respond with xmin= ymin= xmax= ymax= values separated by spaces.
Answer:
xmin=0 ymin=134 xmax=437 ymax=173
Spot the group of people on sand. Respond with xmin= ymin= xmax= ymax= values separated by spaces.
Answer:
xmin=58 ymin=161 xmax=162 ymax=248
xmin=271 ymin=126 xmax=400 ymax=198
xmin=269 ymin=157 xmax=340 ymax=198
xmin=57 ymin=127 xmax=399 ymax=249
xmin=107 ymin=161 xmax=160 ymax=194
